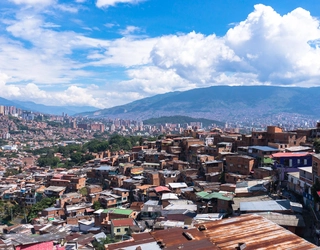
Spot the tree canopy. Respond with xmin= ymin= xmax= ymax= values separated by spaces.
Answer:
xmin=314 ymin=139 xmax=320 ymax=154
xmin=27 ymin=197 xmax=56 ymax=222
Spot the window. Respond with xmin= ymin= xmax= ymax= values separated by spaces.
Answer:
xmin=304 ymin=159 xmax=308 ymax=165
xmin=289 ymin=159 xmax=292 ymax=167
xmin=297 ymin=159 xmax=300 ymax=164
xmin=117 ymin=229 xmax=120 ymax=232
xmin=125 ymin=228 xmax=128 ymax=231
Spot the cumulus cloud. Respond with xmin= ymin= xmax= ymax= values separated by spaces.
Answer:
xmin=225 ymin=4 xmax=320 ymax=84
xmin=86 ymin=37 xmax=157 ymax=67
xmin=111 ymin=4 xmax=320 ymax=100
xmin=0 ymin=73 xmax=104 ymax=108
xmin=0 ymin=71 xmax=146 ymax=108
xmin=96 ymin=0 xmax=143 ymax=8
xmin=119 ymin=66 xmax=194 ymax=94
xmin=150 ymin=32 xmax=241 ymax=85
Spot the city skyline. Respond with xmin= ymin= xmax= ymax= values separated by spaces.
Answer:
xmin=0 ymin=0 xmax=320 ymax=108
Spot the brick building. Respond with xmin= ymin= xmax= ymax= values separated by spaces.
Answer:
xmin=251 ymin=126 xmax=306 ymax=147
xmin=226 ymin=155 xmax=255 ymax=175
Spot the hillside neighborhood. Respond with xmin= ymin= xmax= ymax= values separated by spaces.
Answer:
xmin=1 ymin=105 xmax=320 ymax=249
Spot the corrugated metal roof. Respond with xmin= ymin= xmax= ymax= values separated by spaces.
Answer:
xmin=196 ymin=191 xmax=233 ymax=201
xmin=162 ymin=193 xmax=179 ymax=200
xmin=198 ymin=214 xmax=317 ymax=249
xmin=240 ymin=200 xmax=291 ymax=212
xmin=249 ymin=146 xmax=279 ymax=151
xmin=169 ymin=182 xmax=188 ymax=189
xmin=103 ymin=208 xmax=133 ymax=215
xmin=150 ymin=227 xmax=219 ymax=250
xmin=150 ymin=214 xmax=317 ymax=249
xmin=258 ymin=212 xmax=306 ymax=227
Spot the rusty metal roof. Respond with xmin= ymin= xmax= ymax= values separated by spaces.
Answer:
xmin=198 ymin=214 xmax=317 ymax=250
xmin=149 ymin=214 xmax=318 ymax=250
xmin=106 ymin=232 xmax=157 ymax=250
xmin=150 ymin=227 xmax=219 ymax=250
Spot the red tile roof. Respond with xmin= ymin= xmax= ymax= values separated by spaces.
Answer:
xmin=53 ymin=174 xmax=63 ymax=179
xmin=272 ymin=152 xmax=312 ymax=158
xmin=111 ymin=218 xmax=135 ymax=227
xmin=154 ymin=186 xmax=171 ymax=193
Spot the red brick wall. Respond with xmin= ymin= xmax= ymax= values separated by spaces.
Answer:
xmin=226 ymin=156 xmax=255 ymax=175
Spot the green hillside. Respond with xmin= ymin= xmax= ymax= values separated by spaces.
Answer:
xmin=143 ymin=115 xmax=224 ymax=127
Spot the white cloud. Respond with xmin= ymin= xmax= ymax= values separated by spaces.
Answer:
xmin=96 ymin=0 xmax=143 ymax=8
xmin=119 ymin=66 xmax=193 ymax=94
xmin=0 ymin=73 xmax=104 ymax=108
xmin=9 ymin=0 xmax=55 ymax=5
xmin=41 ymin=22 xmax=61 ymax=28
xmin=1 ymin=3 xmax=320 ymax=109
xmin=55 ymin=4 xmax=79 ymax=13
xmin=86 ymin=37 xmax=157 ymax=67
xmin=104 ymin=23 xmax=116 ymax=28
xmin=119 ymin=25 xmax=141 ymax=36
xmin=109 ymin=4 xmax=320 ymax=100
xmin=150 ymin=32 xmax=241 ymax=85
xmin=1 ymin=11 xmax=110 ymax=85
xmin=225 ymin=4 xmax=320 ymax=84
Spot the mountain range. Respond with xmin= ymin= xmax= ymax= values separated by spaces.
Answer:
xmin=0 ymin=97 xmax=98 ymax=116
xmin=76 ymin=86 xmax=320 ymax=122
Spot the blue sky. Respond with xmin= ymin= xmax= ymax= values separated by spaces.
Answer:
xmin=0 ymin=0 xmax=320 ymax=108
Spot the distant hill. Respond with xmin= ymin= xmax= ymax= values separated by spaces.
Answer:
xmin=143 ymin=116 xmax=224 ymax=127
xmin=0 ymin=98 xmax=98 ymax=115
xmin=76 ymin=86 xmax=320 ymax=122
xmin=0 ymin=97 xmax=25 ymax=109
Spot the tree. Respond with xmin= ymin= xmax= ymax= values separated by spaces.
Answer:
xmin=70 ymin=152 xmax=82 ymax=165
xmin=219 ymin=171 xmax=226 ymax=184
xmin=139 ymin=137 xmax=144 ymax=146
xmin=79 ymin=187 xmax=88 ymax=197
xmin=92 ymin=236 xmax=117 ymax=250
xmin=37 ymin=155 xmax=60 ymax=167
xmin=93 ymin=201 xmax=102 ymax=210
xmin=314 ymin=139 xmax=320 ymax=153
xmin=4 ymin=168 xmax=19 ymax=177
xmin=83 ymin=139 xmax=109 ymax=153
xmin=0 ymin=201 xmax=22 ymax=222
xmin=27 ymin=197 xmax=56 ymax=222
